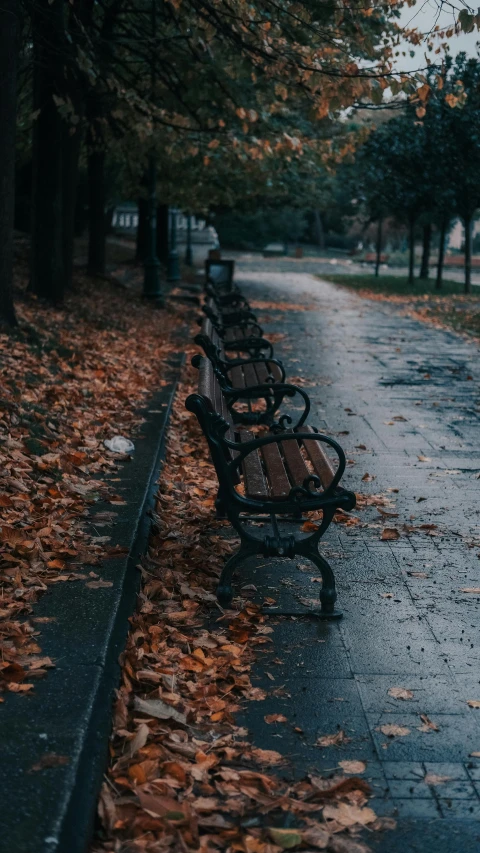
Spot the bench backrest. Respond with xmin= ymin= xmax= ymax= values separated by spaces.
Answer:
xmin=205 ymin=259 xmax=235 ymax=291
xmin=190 ymin=358 xmax=239 ymax=482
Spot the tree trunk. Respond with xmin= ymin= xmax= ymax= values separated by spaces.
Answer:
xmin=464 ymin=214 xmax=472 ymax=295
xmin=0 ymin=0 xmax=19 ymax=325
xmin=136 ymin=198 xmax=148 ymax=263
xmin=87 ymin=147 xmax=106 ymax=276
xmin=156 ymin=203 xmax=169 ymax=265
xmin=408 ymin=218 xmax=415 ymax=284
xmin=62 ymin=125 xmax=82 ymax=290
xmin=31 ymin=0 xmax=66 ymax=302
xmin=419 ymin=222 xmax=431 ymax=280
xmin=375 ymin=218 xmax=382 ymax=278
xmin=436 ymin=218 xmax=446 ymax=290
xmin=313 ymin=209 xmax=326 ymax=250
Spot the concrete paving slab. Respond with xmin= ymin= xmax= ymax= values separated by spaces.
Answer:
xmin=231 ymin=262 xmax=480 ymax=846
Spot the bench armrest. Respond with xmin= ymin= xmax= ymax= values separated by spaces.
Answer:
xmin=225 ymin=382 xmax=310 ymax=430
xmin=226 ymin=430 xmax=347 ymax=498
xmin=223 ymin=337 xmax=273 ymax=358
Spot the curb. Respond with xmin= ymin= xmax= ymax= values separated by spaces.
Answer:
xmin=1 ymin=354 xmax=185 ymax=853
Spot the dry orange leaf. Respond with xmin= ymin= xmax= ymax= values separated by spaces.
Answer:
xmin=381 ymin=527 xmax=400 ymax=541
xmin=377 ymin=724 xmax=411 ymax=737
xmin=264 ymin=714 xmax=287 ymax=724
xmin=388 ymin=687 xmax=414 ymax=701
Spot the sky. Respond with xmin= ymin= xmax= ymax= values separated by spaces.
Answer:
xmin=395 ymin=0 xmax=479 ymax=71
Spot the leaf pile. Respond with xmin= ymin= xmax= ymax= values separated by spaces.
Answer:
xmin=92 ymin=369 xmax=392 ymax=853
xmin=0 ymin=274 xmax=183 ymax=697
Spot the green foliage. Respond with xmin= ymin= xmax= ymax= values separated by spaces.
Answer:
xmin=215 ymin=208 xmax=308 ymax=249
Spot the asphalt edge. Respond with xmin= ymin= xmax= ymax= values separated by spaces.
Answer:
xmin=58 ymin=353 xmax=185 ymax=853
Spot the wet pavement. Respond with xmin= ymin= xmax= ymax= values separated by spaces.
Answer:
xmin=232 ymin=263 xmax=480 ymax=850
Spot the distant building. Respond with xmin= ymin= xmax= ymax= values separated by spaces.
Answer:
xmin=447 ymin=217 xmax=480 ymax=251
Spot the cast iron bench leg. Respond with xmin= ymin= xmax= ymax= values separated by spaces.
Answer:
xmin=217 ymin=542 xmax=257 ymax=607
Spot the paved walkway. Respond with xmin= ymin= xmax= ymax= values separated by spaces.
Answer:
xmin=233 ymin=265 xmax=480 ymax=851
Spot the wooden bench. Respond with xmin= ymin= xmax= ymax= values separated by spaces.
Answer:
xmin=202 ymin=296 xmax=260 ymax=336
xmin=194 ymin=319 xmax=309 ymax=429
xmin=186 ymin=358 xmax=356 ymax=617
xmin=201 ymin=297 xmax=264 ymax=341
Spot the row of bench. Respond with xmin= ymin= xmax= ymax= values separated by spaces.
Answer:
xmin=185 ymin=261 xmax=356 ymax=618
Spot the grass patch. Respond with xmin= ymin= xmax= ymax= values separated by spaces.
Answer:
xmin=321 ymin=274 xmax=473 ymax=296
xmin=322 ymin=274 xmax=480 ymax=338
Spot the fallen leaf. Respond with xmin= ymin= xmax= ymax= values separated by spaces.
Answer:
xmin=377 ymin=724 xmax=411 ymax=737
xmin=137 ymin=791 xmax=186 ymax=820
xmin=85 ymin=579 xmax=113 ymax=589
xmin=323 ymin=802 xmax=377 ymax=827
xmin=264 ymin=714 xmax=287 ymax=724
xmin=388 ymin=687 xmax=414 ymax=701
xmin=29 ymin=753 xmax=70 ymax=772
xmin=381 ymin=528 xmax=400 ymax=541
xmin=134 ymin=696 xmax=187 ymax=725
xmin=338 ymin=760 xmax=366 ymax=774
xmin=417 ymin=455 xmax=432 ymax=462
xmin=460 ymin=588 xmax=480 ymax=594
xmin=467 ymin=700 xmax=480 ymax=709
xmin=424 ymin=774 xmax=451 ymax=785
xmin=129 ymin=723 xmax=150 ymax=756
xmin=267 ymin=828 xmax=303 ymax=849
xmin=418 ymin=714 xmax=440 ymax=732
xmin=316 ymin=730 xmax=351 ymax=747
xmin=377 ymin=508 xmax=399 ymax=518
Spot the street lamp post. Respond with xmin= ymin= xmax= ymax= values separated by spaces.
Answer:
xmin=142 ymin=0 xmax=163 ymax=304
xmin=185 ymin=213 xmax=193 ymax=266
xmin=167 ymin=207 xmax=181 ymax=281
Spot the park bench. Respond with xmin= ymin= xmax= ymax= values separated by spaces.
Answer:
xmin=186 ymin=357 xmax=356 ymax=617
xmin=201 ymin=297 xmax=264 ymax=340
xmin=194 ymin=319 xmax=309 ymax=429
xmin=205 ymin=279 xmax=249 ymax=311
xmin=196 ymin=317 xmax=284 ymax=382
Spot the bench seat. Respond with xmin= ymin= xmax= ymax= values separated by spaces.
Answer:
xmin=186 ymin=357 xmax=356 ymax=618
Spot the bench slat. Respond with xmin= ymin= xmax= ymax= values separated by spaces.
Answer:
xmin=229 ymin=365 xmax=245 ymax=389
xmin=254 ymin=361 xmax=269 ymax=384
xmin=243 ymin=361 xmax=258 ymax=388
xmin=261 ymin=443 xmax=291 ymax=498
xmin=241 ymin=432 xmax=269 ymax=499
xmin=301 ymin=426 xmax=336 ymax=488
xmin=281 ymin=436 xmax=310 ymax=488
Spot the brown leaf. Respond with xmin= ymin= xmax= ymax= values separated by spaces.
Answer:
xmin=264 ymin=714 xmax=287 ymax=724
xmin=316 ymin=730 xmax=351 ymax=747
xmin=424 ymin=774 xmax=451 ymax=785
xmin=129 ymin=722 xmax=150 ymax=757
xmin=29 ymin=753 xmax=70 ymax=772
xmin=85 ymin=579 xmax=113 ymax=589
xmin=338 ymin=760 xmax=366 ymax=774
xmin=381 ymin=527 xmax=400 ymax=541
xmin=323 ymin=802 xmax=377 ymax=827
xmin=467 ymin=700 xmax=480 ymax=709
xmin=134 ymin=696 xmax=187 ymax=725
xmin=377 ymin=724 xmax=411 ymax=737
xmin=137 ymin=791 xmax=186 ymax=820
xmin=388 ymin=687 xmax=414 ymax=701
xmin=418 ymin=714 xmax=440 ymax=732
